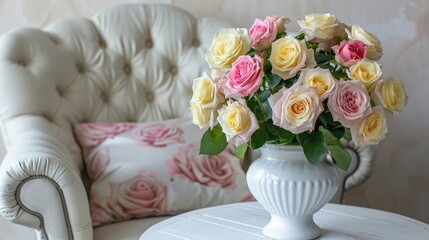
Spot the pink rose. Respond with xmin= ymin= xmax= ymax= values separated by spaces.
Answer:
xmin=268 ymin=85 xmax=323 ymax=134
xmin=249 ymin=17 xmax=277 ymax=50
xmin=217 ymin=99 xmax=259 ymax=146
xmin=87 ymin=147 xmax=110 ymax=182
xmin=327 ymin=80 xmax=372 ymax=127
xmin=135 ymin=122 xmax=184 ymax=147
xmin=90 ymin=199 xmax=111 ymax=226
xmin=224 ymin=55 xmax=264 ymax=98
xmin=75 ymin=123 xmax=135 ymax=152
xmin=332 ymin=40 xmax=367 ymax=67
xmin=241 ymin=193 xmax=256 ymax=202
xmin=166 ymin=144 xmax=238 ymax=189
xmin=107 ymin=171 xmax=167 ymax=219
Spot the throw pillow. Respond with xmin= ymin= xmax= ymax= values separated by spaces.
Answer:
xmin=74 ymin=118 xmax=253 ymax=227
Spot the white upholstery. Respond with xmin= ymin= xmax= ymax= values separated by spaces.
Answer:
xmin=0 ymin=3 xmax=374 ymax=240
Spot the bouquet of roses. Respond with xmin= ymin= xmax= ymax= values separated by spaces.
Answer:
xmin=189 ymin=13 xmax=407 ymax=170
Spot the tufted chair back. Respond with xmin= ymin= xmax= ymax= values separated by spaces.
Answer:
xmin=0 ymin=4 xmax=229 ymax=174
xmin=0 ymin=4 xmax=232 ymax=239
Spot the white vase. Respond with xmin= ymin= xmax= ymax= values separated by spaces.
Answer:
xmin=246 ymin=144 xmax=340 ymax=240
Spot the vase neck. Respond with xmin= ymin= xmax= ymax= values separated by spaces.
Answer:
xmin=260 ymin=144 xmax=307 ymax=162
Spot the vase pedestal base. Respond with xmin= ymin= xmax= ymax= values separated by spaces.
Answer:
xmin=262 ymin=215 xmax=320 ymax=240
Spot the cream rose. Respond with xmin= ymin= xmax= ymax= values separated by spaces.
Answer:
xmin=348 ymin=59 xmax=382 ymax=91
xmin=297 ymin=67 xmax=336 ymax=100
xmin=190 ymin=73 xmax=224 ymax=128
xmin=351 ymin=106 xmax=387 ymax=148
xmin=205 ymin=28 xmax=252 ymax=70
xmin=298 ymin=13 xmax=338 ymax=41
xmin=372 ymin=77 xmax=408 ymax=114
xmin=269 ymin=36 xmax=316 ymax=80
xmin=347 ymin=25 xmax=382 ymax=60
xmin=268 ymin=85 xmax=323 ymax=134
xmin=217 ymin=99 xmax=259 ymax=146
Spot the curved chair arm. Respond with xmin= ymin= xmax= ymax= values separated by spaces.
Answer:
xmin=0 ymin=131 xmax=92 ymax=240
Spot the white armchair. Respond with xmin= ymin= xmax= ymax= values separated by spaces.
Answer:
xmin=0 ymin=4 xmax=374 ymax=240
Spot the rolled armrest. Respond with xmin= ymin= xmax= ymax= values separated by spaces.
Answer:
xmin=0 ymin=131 xmax=93 ymax=240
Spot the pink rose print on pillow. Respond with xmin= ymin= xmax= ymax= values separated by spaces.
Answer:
xmin=135 ymin=122 xmax=184 ymax=147
xmin=87 ymin=147 xmax=110 ymax=182
xmin=90 ymin=198 xmax=111 ymax=227
xmin=107 ymin=171 xmax=167 ymax=220
xmin=166 ymin=144 xmax=238 ymax=189
xmin=241 ymin=193 xmax=256 ymax=202
xmin=75 ymin=123 xmax=136 ymax=152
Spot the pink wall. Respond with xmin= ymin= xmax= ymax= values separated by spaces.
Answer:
xmin=0 ymin=0 xmax=428 ymax=239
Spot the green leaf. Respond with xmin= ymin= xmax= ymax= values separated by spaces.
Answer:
xmin=246 ymin=48 xmax=256 ymax=57
xmin=259 ymin=89 xmax=271 ymax=102
xmin=295 ymin=33 xmax=305 ymax=40
xmin=266 ymin=124 xmax=295 ymax=143
xmin=331 ymin=127 xmax=345 ymax=140
xmin=298 ymin=130 xmax=326 ymax=165
xmin=332 ymin=69 xmax=348 ymax=80
xmin=235 ymin=143 xmax=248 ymax=160
xmin=268 ymin=74 xmax=283 ymax=89
xmin=250 ymin=125 xmax=268 ymax=149
xmin=199 ymin=125 xmax=228 ymax=155
xmin=319 ymin=113 xmax=328 ymax=127
xmin=262 ymin=101 xmax=272 ymax=119
xmin=328 ymin=145 xmax=351 ymax=171
xmin=315 ymin=53 xmax=332 ymax=65
xmin=319 ymin=126 xmax=342 ymax=147
xmin=343 ymin=128 xmax=352 ymax=141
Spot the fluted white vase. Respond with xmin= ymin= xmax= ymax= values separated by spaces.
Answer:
xmin=246 ymin=144 xmax=340 ymax=240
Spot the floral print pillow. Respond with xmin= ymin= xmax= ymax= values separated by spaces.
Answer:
xmin=74 ymin=118 xmax=253 ymax=227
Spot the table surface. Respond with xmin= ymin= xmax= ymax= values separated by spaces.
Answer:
xmin=140 ymin=202 xmax=429 ymax=240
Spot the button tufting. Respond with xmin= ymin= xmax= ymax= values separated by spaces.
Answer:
xmin=171 ymin=66 xmax=178 ymax=75
xmin=146 ymin=39 xmax=153 ymax=48
xmin=17 ymin=60 xmax=27 ymax=67
xmin=76 ymin=63 xmax=85 ymax=73
xmin=146 ymin=92 xmax=154 ymax=101
xmin=100 ymin=92 xmax=109 ymax=103
xmin=123 ymin=63 xmax=132 ymax=75
xmin=193 ymin=40 xmax=200 ymax=47
xmin=99 ymin=40 xmax=107 ymax=49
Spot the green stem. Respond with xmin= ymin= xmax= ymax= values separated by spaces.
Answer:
xmin=254 ymin=92 xmax=267 ymax=120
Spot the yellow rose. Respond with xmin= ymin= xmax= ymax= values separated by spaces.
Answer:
xmin=269 ymin=36 xmax=316 ymax=80
xmin=347 ymin=25 xmax=382 ymax=60
xmin=205 ymin=28 xmax=252 ymax=70
xmin=298 ymin=67 xmax=336 ymax=100
xmin=217 ymin=100 xmax=259 ymax=146
xmin=297 ymin=13 xmax=338 ymax=40
xmin=351 ymin=106 xmax=387 ymax=148
xmin=190 ymin=73 xmax=224 ymax=128
xmin=348 ymin=59 xmax=382 ymax=91
xmin=373 ymin=77 xmax=407 ymax=114
xmin=190 ymin=101 xmax=212 ymax=128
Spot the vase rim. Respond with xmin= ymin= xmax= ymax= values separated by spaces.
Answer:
xmin=262 ymin=144 xmax=303 ymax=151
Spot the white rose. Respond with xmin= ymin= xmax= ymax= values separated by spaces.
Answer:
xmin=190 ymin=73 xmax=224 ymax=128
xmin=297 ymin=13 xmax=339 ymax=40
xmin=205 ymin=28 xmax=252 ymax=70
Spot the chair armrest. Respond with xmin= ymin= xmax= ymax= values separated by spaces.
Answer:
xmin=0 ymin=131 xmax=93 ymax=240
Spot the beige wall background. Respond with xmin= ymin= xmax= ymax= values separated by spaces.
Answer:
xmin=0 ymin=0 xmax=428 ymax=239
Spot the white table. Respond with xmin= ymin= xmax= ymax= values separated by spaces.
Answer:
xmin=140 ymin=202 xmax=429 ymax=240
